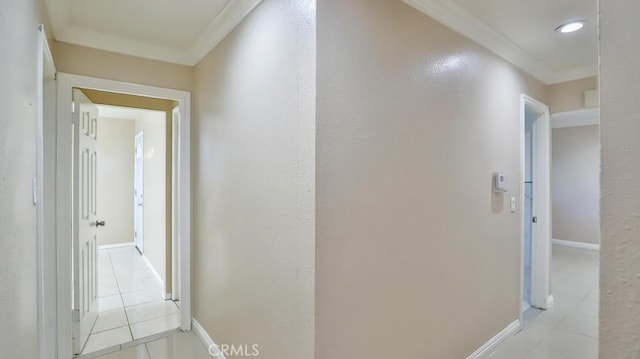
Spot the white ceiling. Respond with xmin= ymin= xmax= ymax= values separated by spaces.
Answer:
xmin=44 ymin=0 xmax=262 ymax=65
xmin=44 ymin=0 xmax=597 ymax=83
xmin=405 ymin=0 xmax=598 ymax=84
xmin=96 ymin=105 xmax=164 ymax=121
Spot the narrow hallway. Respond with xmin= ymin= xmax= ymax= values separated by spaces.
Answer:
xmin=490 ymin=245 xmax=599 ymax=358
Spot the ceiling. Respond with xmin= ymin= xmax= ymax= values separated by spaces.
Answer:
xmin=44 ymin=0 xmax=262 ymax=65
xmin=405 ymin=0 xmax=597 ymax=84
xmin=44 ymin=0 xmax=597 ymax=83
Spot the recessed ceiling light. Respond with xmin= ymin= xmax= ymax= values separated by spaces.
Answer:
xmin=556 ymin=21 xmax=586 ymax=34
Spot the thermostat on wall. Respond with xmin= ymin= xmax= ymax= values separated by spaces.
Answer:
xmin=493 ymin=172 xmax=508 ymax=193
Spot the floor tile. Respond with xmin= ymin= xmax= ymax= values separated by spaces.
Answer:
xmin=146 ymin=331 xmax=211 ymax=359
xmin=93 ymin=309 xmax=128 ymax=334
xmin=95 ymin=345 xmax=150 ymax=359
xmin=83 ymin=326 xmax=133 ymax=354
xmin=122 ymin=290 xmax=163 ymax=307
xmin=489 ymin=321 xmax=554 ymax=359
xmin=524 ymin=327 xmax=598 ymax=359
xmin=125 ymin=301 xmax=179 ymax=325
xmin=99 ymin=294 xmax=124 ymax=312
xmin=130 ymin=314 xmax=180 ymax=340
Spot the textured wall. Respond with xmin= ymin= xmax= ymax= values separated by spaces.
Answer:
xmin=316 ymin=0 xmax=547 ymax=357
xmin=552 ymin=125 xmax=601 ymax=245
xmin=97 ymin=118 xmax=136 ymax=246
xmin=192 ymin=0 xmax=315 ymax=358
xmin=599 ymin=1 xmax=640 ymax=357
xmin=0 ymin=0 xmax=45 ymax=357
xmin=53 ymin=41 xmax=193 ymax=92
xmin=548 ymin=77 xmax=598 ymax=114
xmin=135 ymin=110 xmax=167 ymax=285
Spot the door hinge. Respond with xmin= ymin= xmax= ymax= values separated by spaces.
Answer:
xmin=72 ymin=309 xmax=80 ymax=322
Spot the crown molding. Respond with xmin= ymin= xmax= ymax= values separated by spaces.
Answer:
xmin=403 ymin=0 xmax=597 ymax=85
xmin=47 ymin=0 xmax=263 ymax=66
xmin=188 ymin=0 xmax=263 ymax=65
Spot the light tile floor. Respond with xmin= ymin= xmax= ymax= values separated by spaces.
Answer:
xmin=95 ymin=331 xmax=212 ymax=359
xmin=489 ymin=245 xmax=599 ymax=359
xmin=81 ymin=247 xmax=180 ymax=356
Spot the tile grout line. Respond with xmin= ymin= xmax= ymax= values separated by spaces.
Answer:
xmin=109 ymin=248 xmax=136 ymax=342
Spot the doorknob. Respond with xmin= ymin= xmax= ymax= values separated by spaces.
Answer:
xmin=95 ymin=220 xmax=106 ymax=227
xmin=532 ymin=217 xmax=538 ymax=223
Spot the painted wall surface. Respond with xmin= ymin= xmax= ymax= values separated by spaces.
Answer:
xmin=599 ymin=1 xmax=640 ymax=356
xmin=316 ymin=0 xmax=547 ymax=357
xmin=192 ymin=0 xmax=315 ymax=358
xmin=552 ymin=125 xmax=600 ymax=245
xmin=135 ymin=111 xmax=167 ymax=285
xmin=548 ymin=77 xmax=598 ymax=114
xmin=97 ymin=118 xmax=136 ymax=246
xmin=53 ymin=41 xmax=193 ymax=92
xmin=0 ymin=0 xmax=47 ymax=357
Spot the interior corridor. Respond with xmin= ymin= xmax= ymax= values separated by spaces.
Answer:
xmin=489 ymin=245 xmax=599 ymax=359
xmin=82 ymin=247 xmax=180 ymax=356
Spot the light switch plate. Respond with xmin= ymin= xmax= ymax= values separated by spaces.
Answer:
xmin=510 ymin=197 xmax=516 ymax=213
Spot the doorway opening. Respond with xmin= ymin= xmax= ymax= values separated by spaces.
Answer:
xmin=519 ymin=95 xmax=552 ymax=321
xmin=47 ymin=74 xmax=191 ymax=359
xmin=69 ymin=93 xmax=179 ymax=355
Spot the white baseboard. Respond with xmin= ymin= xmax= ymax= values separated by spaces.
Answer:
xmin=552 ymin=239 xmax=600 ymax=251
xmin=466 ymin=319 xmax=521 ymax=359
xmin=192 ymin=318 xmax=226 ymax=359
xmin=141 ymin=254 xmax=166 ymax=298
xmin=98 ymin=242 xmax=135 ymax=250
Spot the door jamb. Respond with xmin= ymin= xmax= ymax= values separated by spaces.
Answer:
xmin=37 ymin=24 xmax=57 ymax=359
xmin=519 ymin=94 xmax=552 ymax=327
xmin=52 ymin=73 xmax=191 ymax=358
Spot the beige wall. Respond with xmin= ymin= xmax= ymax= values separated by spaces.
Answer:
xmin=599 ymin=1 xmax=640 ymax=357
xmin=97 ymin=118 xmax=136 ymax=246
xmin=53 ymin=41 xmax=193 ymax=92
xmin=135 ymin=111 xmax=167 ymax=285
xmin=552 ymin=125 xmax=600 ymax=245
xmin=548 ymin=77 xmax=598 ymax=114
xmin=316 ymin=0 xmax=547 ymax=358
xmin=192 ymin=0 xmax=315 ymax=358
xmin=0 ymin=0 xmax=49 ymax=357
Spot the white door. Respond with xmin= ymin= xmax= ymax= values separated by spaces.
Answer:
xmin=134 ymin=132 xmax=144 ymax=254
xmin=72 ymin=89 xmax=100 ymax=354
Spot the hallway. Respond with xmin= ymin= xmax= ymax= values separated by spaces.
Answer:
xmin=489 ymin=245 xmax=599 ymax=359
xmin=82 ymin=247 xmax=180 ymax=355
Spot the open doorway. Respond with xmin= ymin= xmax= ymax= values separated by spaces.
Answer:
xmin=71 ymin=89 xmax=180 ymax=355
xmin=47 ymin=74 xmax=191 ymax=359
xmin=520 ymin=95 xmax=552 ymax=317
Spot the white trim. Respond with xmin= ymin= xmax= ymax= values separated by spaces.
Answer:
xmin=192 ymin=319 xmax=226 ymax=359
xmin=402 ymin=0 xmax=597 ymax=84
xmin=37 ymin=24 xmax=58 ymax=359
xmin=520 ymin=94 xmax=552 ymax=317
xmin=97 ymin=242 xmax=134 ymax=250
xmin=552 ymin=239 xmax=600 ymax=251
xmin=54 ymin=73 xmax=192 ymax=359
xmin=466 ymin=319 xmax=521 ymax=359
xmin=46 ymin=0 xmax=262 ymax=66
xmin=551 ymin=108 xmax=600 ymax=129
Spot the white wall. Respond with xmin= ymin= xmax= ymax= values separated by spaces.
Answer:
xmin=0 ymin=0 xmax=46 ymax=357
xmin=192 ymin=0 xmax=316 ymax=358
xmin=599 ymin=1 xmax=640 ymax=356
xmin=551 ymin=125 xmax=600 ymax=245
xmin=135 ymin=110 xmax=166 ymax=285
xmin=316 ymin=0 xmax=548 ymax=357
xmin=97 ymin=117 xmax=135 ymax=246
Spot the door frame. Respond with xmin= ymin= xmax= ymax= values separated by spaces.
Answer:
xmin=50 ymin=73 xmax=191 ymax=358
xmin=37 ymin=24 xmax=57 ymax=359
xmin=134 ymin=131 xmax=145 ymax=254
xmin=519 ymin=94 xmax=552 ymax=323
